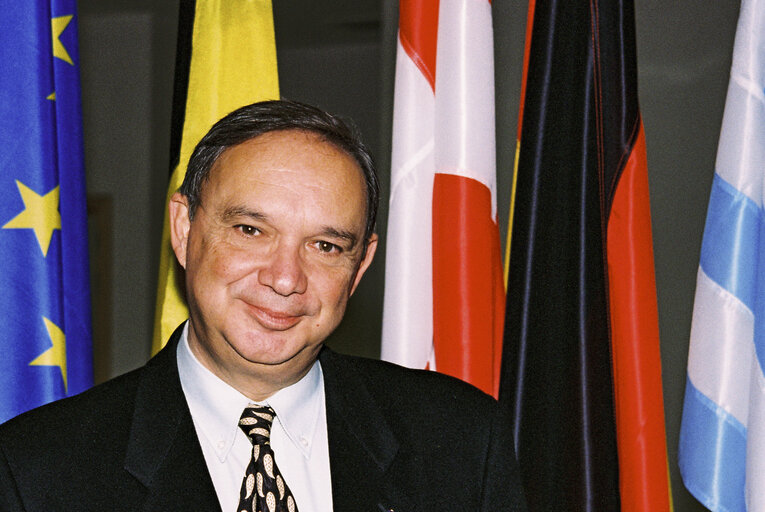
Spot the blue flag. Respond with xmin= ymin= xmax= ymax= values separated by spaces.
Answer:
xmin=0 ymin=0 xmax=93 ymax=423
xmin=679 ymin=0 xmax=765 ymax=509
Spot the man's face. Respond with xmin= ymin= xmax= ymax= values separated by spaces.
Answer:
xmin=170 ymin=130 xmax=377 ymax=396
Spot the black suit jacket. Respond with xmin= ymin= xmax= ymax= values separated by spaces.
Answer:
xmin=0 ymin=327 xmax=526 ymax=511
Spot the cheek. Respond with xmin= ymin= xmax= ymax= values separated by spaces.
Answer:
xmin=195 ymin=240 xmax=259 ymax=286
xmin=309 ymin=264 xmax=356 ymax=307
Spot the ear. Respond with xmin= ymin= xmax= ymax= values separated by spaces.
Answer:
xmin=349 ymin=233 xmax=378 ymax=296
xmin=168 ymin=192 xmax=191 ymax=269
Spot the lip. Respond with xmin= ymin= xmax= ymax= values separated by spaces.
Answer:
xmin=247 ymin=303 xmax=304 ymax=331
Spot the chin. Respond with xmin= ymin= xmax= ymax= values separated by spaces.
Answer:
xmin=230 ymin=333 xmax=307 ymax=366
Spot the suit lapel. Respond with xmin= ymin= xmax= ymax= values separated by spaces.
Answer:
xmin=123 ymin=327 xmax=221 ymax=511
xmin=320 ymin=348 xmax=419 ymax=512
xmin=120 ymin=332 xmax=418 ymax=511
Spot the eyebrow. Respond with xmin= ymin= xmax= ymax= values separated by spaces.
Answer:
xmin=220 ymin=205 xmax=268 ymax=223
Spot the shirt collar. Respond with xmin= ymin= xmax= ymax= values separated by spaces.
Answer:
xmin=176 ymin=322 xmax=323 ymax=462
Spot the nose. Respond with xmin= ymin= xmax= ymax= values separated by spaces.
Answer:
xmin=258 ymin=242 xmax=308 ymax=296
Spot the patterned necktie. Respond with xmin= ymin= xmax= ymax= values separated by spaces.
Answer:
xmin=237 ymin=405 xmax=299 ymax=512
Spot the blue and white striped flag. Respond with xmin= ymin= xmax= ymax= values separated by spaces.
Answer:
xmin=679 ymin=1 xmax=765 ymax=510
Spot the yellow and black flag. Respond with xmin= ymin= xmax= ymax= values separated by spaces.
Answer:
xmin=153 ymin=0 xmax=279 ymax=353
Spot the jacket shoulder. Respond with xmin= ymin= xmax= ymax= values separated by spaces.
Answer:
xmin=0 ymin=355 xmax=175 ymax=510
xmin=0 ymin=327 xmax=183 ymax=445
xmin=319 ymin=348 xmax=527 ymax=511
xmin=0 ymin=367 xmax=143 ymax=455
xmin=321 ymin=348 xmax=497 ymax=411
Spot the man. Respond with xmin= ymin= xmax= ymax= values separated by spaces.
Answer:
xmin=0 ymin=100 xmax=526 ymax=511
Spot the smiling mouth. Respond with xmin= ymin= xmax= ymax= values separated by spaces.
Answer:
xmin=248 ymin=304 xmax=303 ymax=331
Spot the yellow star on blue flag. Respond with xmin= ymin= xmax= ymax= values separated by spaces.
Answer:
xmin=29 ymin=318 xmax=68 ymax=392
xmin=51 ymin=15 xmax=74 ymax=65
xmin=3 ymin=180 xmax=62 ymax=257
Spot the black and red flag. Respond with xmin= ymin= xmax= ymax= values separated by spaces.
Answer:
xmin=500 ymin=1 xmax=672 ymax=510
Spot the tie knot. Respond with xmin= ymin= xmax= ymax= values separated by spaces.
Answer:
xmin=239 ymin=404 xmax=275 ymax=444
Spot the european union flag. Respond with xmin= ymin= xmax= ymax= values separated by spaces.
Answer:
xmin=0 ymin=0 xmax=92 ymax=423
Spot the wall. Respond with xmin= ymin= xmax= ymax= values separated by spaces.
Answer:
xmin=637 ymin=3 xmax=739 ymax=510
xmin=79 ymin=0 xmax=177 ymax=380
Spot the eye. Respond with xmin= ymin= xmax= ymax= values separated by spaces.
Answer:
xmin=235 ymin=225 xmax=260 ymax=236
xmin=317 ymin=241 xmax=341 ymax=254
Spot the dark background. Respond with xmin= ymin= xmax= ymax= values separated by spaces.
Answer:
xmin=77 ymin=1 xmax=739 ymax=510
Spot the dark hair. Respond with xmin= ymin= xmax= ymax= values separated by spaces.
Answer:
xmin=179 ymin=99 xmax=380 ymax=242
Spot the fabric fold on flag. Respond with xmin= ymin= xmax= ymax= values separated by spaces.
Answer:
xmin=500 ymin=1 xmax=671 ymax=510
xmin=153 ymin=0 xmax=279 ymax=352
xmin=0 ymin=0 xmax=93 ymax=423
xmin=679 ymin=1 xmax=765 ymax=510
xmin=382 ymin=0 xmax=503 ymax=397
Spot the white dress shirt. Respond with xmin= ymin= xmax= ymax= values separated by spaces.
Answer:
xmin=176 ymin=323 xmax=333 ymax=512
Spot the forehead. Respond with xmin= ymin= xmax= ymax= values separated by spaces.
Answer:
xmin=201 ymin=130 xmax=367 ymax=226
